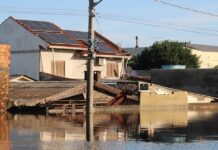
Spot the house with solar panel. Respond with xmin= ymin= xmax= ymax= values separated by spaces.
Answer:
xmin=0 ymin=17 xmax=131 ymax=80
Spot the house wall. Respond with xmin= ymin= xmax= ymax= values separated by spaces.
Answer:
xmin=0 ymin=17 xmax=47 ymax=80
xmin=40 ymin=49 xmax=87 ymax=79
xmin=192 ymin=49 xmax=218 ymax=68
xmin=105 ymin=58 xmax=123 ymax=79
xmin=40 ymin=49 xmax=124 ymax=79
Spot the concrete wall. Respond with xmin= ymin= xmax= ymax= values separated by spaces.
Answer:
xmin=0 ymin=45 xmax=10 ymax=111
xmin=40 ymin=49 xmax=123 ymax=79
xmin=0 ymin=17 xmax=47 ymax=80
xmin=140 ymin=91 xmax=188 ymax=108
xmin=152 ymin=69 xmax=218 ymax=97
xmin=192 ymin=49 xmax=218 ymax=68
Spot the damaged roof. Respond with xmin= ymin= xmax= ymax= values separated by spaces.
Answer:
xmin=9 ymin=81 xmax=113 ymax=107
xmin=10 ymin=81 xmax=86 ymax=101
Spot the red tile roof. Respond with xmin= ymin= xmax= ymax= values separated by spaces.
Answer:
xmin=10 ymin=17 xmax=130 ymax=57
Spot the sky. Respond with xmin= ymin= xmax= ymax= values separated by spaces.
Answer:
xmin=0 ymin=0 xmax=218 ymax=47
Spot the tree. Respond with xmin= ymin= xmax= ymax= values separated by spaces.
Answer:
xmin=128 ymin=40 xmax=200 ymax=70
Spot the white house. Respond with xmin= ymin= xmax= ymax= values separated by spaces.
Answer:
xmin=187 ymin=43 xmax=218 ymax=68
xmin=0 ymin=17 xmax=131 ymax=80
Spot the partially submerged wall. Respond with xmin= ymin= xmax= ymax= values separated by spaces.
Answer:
xmin=0 ymin=45 xmax=10 ymax=111
xmin=151 ymin=69 xmax=218 ymax=97
xmin=140 ymin=91 xmax=188 ymax=108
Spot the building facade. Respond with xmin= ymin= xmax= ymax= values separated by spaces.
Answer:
xmin=188 ymin=43 xmax=218 ymax=68
xmin=0 ymin=17 xmax=130 ymax=80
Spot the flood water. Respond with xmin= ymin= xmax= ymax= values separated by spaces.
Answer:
xmin=1 ymin=109 xmax=218 ymax=150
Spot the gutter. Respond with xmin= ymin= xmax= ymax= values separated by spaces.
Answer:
xmin=82 ymin=53 xmax=131 ymax=59
xmin=49 ymin=45 xmax=87 ymax=50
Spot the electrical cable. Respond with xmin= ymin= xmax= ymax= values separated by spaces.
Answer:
xmin=154 ymin=0 xmax=218 ymax=18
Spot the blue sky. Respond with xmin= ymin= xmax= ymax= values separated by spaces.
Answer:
xmin=0 ymin=0 xmax=218 ymax=47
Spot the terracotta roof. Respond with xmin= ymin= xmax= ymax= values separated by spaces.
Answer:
xmin=65 ymin=30 xmax=130 ymax=55
xmin=10 ymin=17 xmax=130 ymax=56
xmin=17 ymin=19 xmax=61 ymax=33
xmin=11 ymin=17 xmax=87 ymax=49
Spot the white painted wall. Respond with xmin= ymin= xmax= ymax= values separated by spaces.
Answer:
xmin=40 ymin=49 xmax=87 ymax=79
xmin=0 ymin=17 xmax=47 ymax=80
xmin=40 ymin=49 xmax=124 ymax=79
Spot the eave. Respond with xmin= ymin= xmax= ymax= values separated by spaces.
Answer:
xmin=48 ymin=44 xmax=87 ymax=50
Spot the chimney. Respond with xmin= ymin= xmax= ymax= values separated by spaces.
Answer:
xmin=135 ymin=36 xmax=139 ymax=48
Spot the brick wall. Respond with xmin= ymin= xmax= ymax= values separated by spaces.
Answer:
xmin=0 ymin=45 xmax=10 ymax=111
xmin=0 ymin=113 xmax=10 ymax=150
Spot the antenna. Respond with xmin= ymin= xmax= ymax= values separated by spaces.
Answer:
xmin=136 ymin=36 xmax=139 ymax=48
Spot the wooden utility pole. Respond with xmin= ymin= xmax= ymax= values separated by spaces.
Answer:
xmin=86 ymin=0 xmax=102 ymax=142
xmin=86 ymin=0 xmax=95 ymax=142
xmin=86 ymin=0 xmax=95 ymax=113
xmin=86 ymin=0 xmax=103 ymax=142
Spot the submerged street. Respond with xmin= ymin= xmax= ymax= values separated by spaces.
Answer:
xmin=1 ymin=109 xmax=218 ymax=150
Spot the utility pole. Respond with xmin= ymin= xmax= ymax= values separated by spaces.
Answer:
xmin=86 ymin=0 xmax=102 ymax=142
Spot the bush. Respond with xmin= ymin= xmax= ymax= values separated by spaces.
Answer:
xmin=128 ymin=40 xmax=200 ymax=70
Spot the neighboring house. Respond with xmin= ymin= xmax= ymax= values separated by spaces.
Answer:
xmin=10 ymin=75 xmax=36 ymax=82
xmin=0 ymin=17 xmax=130 ymax=80
xmin=124 ymin=47 xmax=145 ymax=56
xmin=187 ymin=43 xmax=218 ymax=68
xmin=125 ymin=36 xmax=145 ymax=56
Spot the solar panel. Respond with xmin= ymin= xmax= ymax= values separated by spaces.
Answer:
xmin=65 ymin=30 xmax=115 ymax=53
xmin=97 ymin=42 xmax=114 ymax=53
xmin=65 ymin=31 xmax=88 ymax=41
xmin=19 ymin=20 xmax=61 ymax=32
xmin=39 ymin=33 xmax=78 ymax=45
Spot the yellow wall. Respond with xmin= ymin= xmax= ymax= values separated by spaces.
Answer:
xmin=192 ymin=49 xmax=218 ymax=68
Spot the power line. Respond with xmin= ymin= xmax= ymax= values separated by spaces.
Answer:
xmin=1 ymin=7 xmax=218 ymax=37
xmin=0 ymin=6 xmax=88 ymax=16
xmin=154 ymin=0 xmax=218 ymax=18
xmin=97 ymin=13 xmax=218 ymax=33
xmin=0 ymin=10 xmax=87 ymax=16
xmin=1 ymin=7 xmax=217 ymax=34
xmin=1 ymin=6 xmax=87 ymax=12
xmin=97 ymin=15 xmax=218 ymax=37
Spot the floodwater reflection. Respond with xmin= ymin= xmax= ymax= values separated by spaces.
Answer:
xmin=1 ymin=109 xmax=218 ymax=149
xmin=0 ymin=113 xmax=10 ymax=150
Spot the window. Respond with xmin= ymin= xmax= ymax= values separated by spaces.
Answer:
xmin=51 ymin=61 xmax=65 ymax=77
